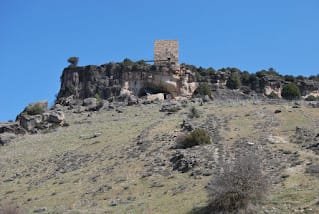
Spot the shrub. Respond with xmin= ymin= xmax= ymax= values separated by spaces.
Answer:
xmin=207 ymin=153 xmax=268 ymax=213
xmin=67 ymin=56 xmax=79 ymax=67
xmin=189 ymin=106 xmax=200 ymax=119
xmin=177 ymin=129 xmax=210 ymax=148
xmin=25 ymin=103 xmax=47 ymax=115
xmin=226 ymin=72 xmax=241 ymax=89
xmin=305 ymin=95 xmax=319 ymax=101
xmin=194 ymin=83 xmax=211 ymax=97
xmin=281 ymin=83 xmax=301 ymax=100
xmin=267 ymin=91 xmax=279 ymax=99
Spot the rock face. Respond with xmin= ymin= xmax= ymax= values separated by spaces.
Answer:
xmin=56 ymin=62 xmax=198 ymax=103
xmin=56 ymin=60 xmax=319 ymax=104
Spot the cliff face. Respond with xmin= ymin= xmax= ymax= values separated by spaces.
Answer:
xmin=57 ymin=62 xmax=198 ymax=103
xmin=56 ymin=61 xmax=319 ymax=103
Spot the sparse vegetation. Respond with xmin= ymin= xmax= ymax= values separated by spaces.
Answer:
xmin=226 ymin=72 xmax=241 ymax=89
xmin=267 ymin=91 xmax=279 ymax=99
xmin=189 ymin=106 xmax=200 ymax=119
xmin=281 ymin=83 xmax=301 ymax=100
xmin=177 ymin=129 xmax=210 ymax=148
xmin=206 ymin=153 xmax=268 ymax=213
xmin=194 ymin=83 xmax=211 ymax=97
xmin=305 ymin=95 xmax=319 ymax=101
xmin=25 ymin=103 xmax=46 ymax=115
xmin=67 ymin=56 xmax=79 ymax=67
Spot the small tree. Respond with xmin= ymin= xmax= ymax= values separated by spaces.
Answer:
xmin=207 ymin=153 xmax=268 ymax=213
xmin=226 ymin=72 xmax=241 ymax=89
xmin=194 ymin=82 xmax=211 ymax=97
xmin=67 ymin=57 xmax=79 ymax=67
xmin=281 ymin=83 xmax=301 ymax=100
xmin=177 ymin=128 xmax=210 ymax=149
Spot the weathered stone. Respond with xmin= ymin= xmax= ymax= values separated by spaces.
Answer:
xmin=160 ymin=101 xmax=182 ymax=113
xmin=83 ymin=97 xmax=103 ymax=111
xmin=0 ymin=122 xmax=26 ymax=135
xmin=128 ymin=95 xmax=138 ymax=106
xmin=47 ymin=111 xmax=65 ymax=124
xmin=19 ymin=114 xmax=43 ymax=131
xmin=0 ymin=133 xmax=16 ymax=146
xmin=146 ymin=93 xmax=164 ymax=102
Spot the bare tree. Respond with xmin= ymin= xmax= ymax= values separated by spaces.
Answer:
xmin=206 ymin=152 xmax=268 ymax=214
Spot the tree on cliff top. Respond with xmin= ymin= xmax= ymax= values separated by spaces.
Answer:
xmin=67 ymin=57 xmax=79 ymax=67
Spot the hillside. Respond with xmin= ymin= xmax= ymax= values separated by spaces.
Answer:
xmin=1 ymin=60 xmax=319 ymax=213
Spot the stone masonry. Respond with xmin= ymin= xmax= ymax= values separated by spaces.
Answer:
xmin=154 ymin=40 xmax=179 ymax=65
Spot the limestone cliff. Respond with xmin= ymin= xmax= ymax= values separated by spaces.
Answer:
xmin=57 ymin=62 xmax=197 ymax=103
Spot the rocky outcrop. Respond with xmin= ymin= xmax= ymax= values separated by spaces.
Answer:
xmin=56 ymin=60 xmax=319 ymax=104
xmin=56 ymin=62 xmax=198 ymax=104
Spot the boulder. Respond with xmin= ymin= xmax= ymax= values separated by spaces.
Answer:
xmin=146 ymin=93 xmax=164 ymax=102
xmin=19 ymin=114 xmax=43 ymax=132
xmin=0 ymin=122 xmax=26 ymax=135
xmin=309 ymin=101 xmax=319 ymax=108
xmin=47 ymin=111 xmax=65 ymax=124
xmin=160 ymin=101 xmax=182 ymax=113
xmin=128 ymin=95 xmax=138 ymax=106
xmin=83 ymin=98 xmax=103 ymax=111
xmin=0 ymin=133 xmax=16 ymax=146
xmin=170 ymin=151 xmax=197 ymax=173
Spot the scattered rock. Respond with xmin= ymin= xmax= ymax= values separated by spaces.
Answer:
xmin=33 ymin=207 xmax=47 ymax=213
xmin=274 ymin=109 xmax=282 ymax=114
xmin=128 ymin=95 xmax=138 ymax=106
xmin=306 ymin=165 xmax=319 ymax=174
xmin=146 ymin=93 xmax=164 ymax=102
xmin=47 ymin=111 xmax=65 ymax=124
xmin=160 ymin=101 xmax=182 ymax=113
xmin=83 ymin=97 xmax=103 ymax=111
xmin=170 ymin=151 xmax=197 ymax=173
xmin=0 ymin=133 xmax=16 ymax=146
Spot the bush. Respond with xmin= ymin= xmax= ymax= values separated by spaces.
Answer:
xmin=281 ymin=83 xmax=301 ymax=100
xmin=189 ymin=106 xmax=200 ymax=119
xmin=194 ymin=83 xmax=211 ymax=97
xmin=67 ymin=56 xmax=79 ymax=67
xmin=226 ymin=72 xmax=241 ymax=89
xmin=25 ymin=102 xmax=47 ymax=115
xmin=207 ymin=153 xmax=268 ymax=213
xmin=267 ymin=91 xmax=279 ymax=99
xmin=305 ymin=95 xmax=319 ymax=101
xmin=177 ymin=129 xmax=210 ymax=148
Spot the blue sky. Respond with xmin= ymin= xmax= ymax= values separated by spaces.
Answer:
xmin=1 ymin=0 xmax=319 ymax=121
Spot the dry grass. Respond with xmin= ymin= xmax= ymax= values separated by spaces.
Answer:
xmin=1 ymin=101 xmax=319 ymax=213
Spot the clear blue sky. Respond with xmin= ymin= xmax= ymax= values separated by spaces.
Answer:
xmin=1 ymin=0 xmax=319 ymax=121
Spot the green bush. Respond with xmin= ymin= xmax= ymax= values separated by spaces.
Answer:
xmin=26 ymin=103 xmax=46 ymax=115
xmin=281 ymin=83 xmax=301 ymax=100
xmin=189 ymin=106 xmax=200 ymax=119
xmin=194 ymin=83 xmax=211 ymax=97
xmin=305 ymin=95 xmax=319 ymax=101
xmin=267 ymin=91 xmax=279 ymax=99
xmin=177 ymin=129 xmax=210 ymax=148
xmin=67 ymin=56 xmax=79 ymax=67
xmin=226 ymin=72 xmax=241 ymax=89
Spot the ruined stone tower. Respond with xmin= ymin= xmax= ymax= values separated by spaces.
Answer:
xmin=154 ymin=40 xmax=179 ymax=65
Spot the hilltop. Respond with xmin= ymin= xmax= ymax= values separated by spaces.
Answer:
xmin=0 ymin=59 xmax=319 ymax=213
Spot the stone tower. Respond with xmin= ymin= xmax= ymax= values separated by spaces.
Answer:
xmin=154 ymin=40 xmax=179 ymax=65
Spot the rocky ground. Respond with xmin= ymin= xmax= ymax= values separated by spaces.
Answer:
xmin=1 ymin=99 xmax=319 ymax=213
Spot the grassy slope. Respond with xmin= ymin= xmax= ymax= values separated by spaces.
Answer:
xmin=0 ymin=101 xmax=319 ymax=213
